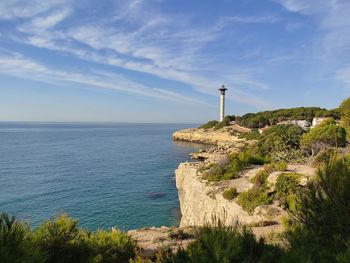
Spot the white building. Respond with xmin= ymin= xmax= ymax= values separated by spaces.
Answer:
xmin=311 ymin=117 xmax=328 ymax=128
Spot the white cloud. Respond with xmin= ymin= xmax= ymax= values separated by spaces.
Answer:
xmin=0 ymin=53 xmax=208 ymax=105
xmin=30 ymin=8 xmax=71 ymax=29
xmin=0 ymin=0 xmax=69 ymax=20
xmin=2 ymin=0 xmax=273 ymax=110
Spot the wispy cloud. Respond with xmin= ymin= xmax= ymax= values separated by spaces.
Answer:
xmin=0 ymin=0 xmax=69 ymax=20
xmin=0 ymin=53 xmax=208 ymax=105
xmin=1 ymin=0 xmax=275 ymax=110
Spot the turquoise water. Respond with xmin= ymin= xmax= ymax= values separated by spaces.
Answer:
xmin=0 ymin=123 xmax=201 ymax=230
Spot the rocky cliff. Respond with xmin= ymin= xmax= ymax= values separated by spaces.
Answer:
xmin=175 ymin=155 xmax=315 ymax=231
xmin=172 ymin=126 xmax=246 ymax=146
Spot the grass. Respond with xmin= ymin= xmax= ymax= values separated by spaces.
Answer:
xmin=236 ymin=188 xmax=272 ymax=214
xmin=223 ymin=187 xmax=238 ymax=200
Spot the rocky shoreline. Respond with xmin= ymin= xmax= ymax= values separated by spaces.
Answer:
xmin=130 ymin=125 xmax=316 ymax=255
xmin=173 ymin=126 xmax=315 ymax=239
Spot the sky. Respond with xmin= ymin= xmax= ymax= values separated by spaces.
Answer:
xmin=0 ymin=0 xmax=350 ymax=123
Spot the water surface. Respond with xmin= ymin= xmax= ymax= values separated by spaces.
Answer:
xmin=0 ymin=122 xmax=202 ymax=230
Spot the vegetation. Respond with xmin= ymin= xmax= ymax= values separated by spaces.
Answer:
xmin=256 ymin=124 xmax=305 ymax=162
xmin=162 ymin=224 xmax=283 ymax=263
xmin=235 ymin=107 xmax=339 ymax=129
xmin=164 ymin=154 xmax=350 ymax=262
xmin=201 ymin=151 xmax=265 ymax=181
xmin=340 ymin=97 xmax=350 ymax=140
xmin=199 ymin=116 xmax=235 ymax=130
xmin=3 ymin=155 xmax=350 ymax=262
xmin=301 ymin=118 xmax=346 ymax=155
xmin=283 ymin=155 xmax=350 ymax=262
xmin=275 ymin=173 xmax=301 ymax=210
xmin=198 ymin=120 xmax=218 ymax=129
xmin=0 ymin=213 xmax=136 ymax=263
xmin=222 ymin=187 xmax=238 ymax=200
xmin=236 ymin=188 xmax=272 ymax=214
xmin=239 ymin=129 xmax=261 ymax=140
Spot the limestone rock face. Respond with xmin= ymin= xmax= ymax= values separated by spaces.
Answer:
xmin=175 ymin=163 xmax=283 ymax=227
xmin=172 ymin=127 xmax=245 ymax=146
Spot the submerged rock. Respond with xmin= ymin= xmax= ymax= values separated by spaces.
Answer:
xmin=147 ymin=192 xmax=167 ymax=200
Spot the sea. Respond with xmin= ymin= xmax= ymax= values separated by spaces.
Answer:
xmin=0 ymin=122 xmax=203 ymax=230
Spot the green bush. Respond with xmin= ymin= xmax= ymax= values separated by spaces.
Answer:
xmin=283 ymin=155 xmax=350 ymax=262
xmin=213 ymin=116 xmax=232 ymax=130
xmin=257 ymin=124 xmax=305 ymax=162
xmin=239 ymin=130 xmax=261 ymax=140
xmin=301 ymin=119 xmax=346 ymax=155
xmin=201 ymin=152 xmax=265 ymax=182
xmin=275 ymin=173 xmax=301 ymax=211
xmin=275 ymin=173 xmax=301 ymax=198
xmin=199 ymin=120 xmax=218 ymax=129
xmin=312 ymin=148 xmax=337 ymax=167
xmin=166 ymin=224 xmax=283 ymax=263
xmin=250 ymin=170 xmax=269 ymax=188
xmin=222 ymin=187 xmax=238 ymax=200
xmin=237 ymin=188 xmax=272 ymax=213
xmin=34 ymin=214 xmax=93 ymax=263
xmin=0 ymin=213 xmax=41 ymax=263
xmin=236 ymin=107 xmax=327 ymax=129
xmin=340 ymin=97 xmax=350 ymax=140
xmin=90 ymin=230 xmax=136 ymax=263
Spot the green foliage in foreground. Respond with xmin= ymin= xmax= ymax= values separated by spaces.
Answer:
xmin=0 ymin=213 xmax=136 ymax=263
xmin=283 ymin=155 xmax=350 ymax=263
xmin=3 ymin=155 xmax=350 ymax=262
xmin=162 ymin=224 xmax=283 ymax=263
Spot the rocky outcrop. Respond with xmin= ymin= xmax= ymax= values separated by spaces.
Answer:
xmin=175 ymin=161 xmax=315 ymax=229
xmin=172 ymin=127 xmax=246 ymax=146
xmin=128 ymin=226 xmax=195 ymax=258
xmin=175 ymin=163 xmax=286 ymax=228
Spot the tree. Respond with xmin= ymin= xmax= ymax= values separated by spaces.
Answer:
xmin=340 ymin=97 xmax=350 ymax=140
xmin=301 ymin=118 xmax=346 ymax=155
xmin=257 ymin=124 xmax=305 ymax=162
xmin=285 ymin=156 xmax=350 ymax=262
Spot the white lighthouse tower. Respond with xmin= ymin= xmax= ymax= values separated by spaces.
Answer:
xmin=219 ymin=85 xmax=227 ymax=122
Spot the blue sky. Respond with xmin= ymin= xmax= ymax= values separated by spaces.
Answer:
xmin=0 ymin=0 xmax=349 ymax=123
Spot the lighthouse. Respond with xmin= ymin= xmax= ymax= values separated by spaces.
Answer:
xmin=219 ymin=85 xmax=227 ymax=122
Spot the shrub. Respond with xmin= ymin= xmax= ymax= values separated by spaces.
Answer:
xmin=222 ymin=187 xmax=238 ymax=200
xmin=199 ymin=120 xmax=218 ymax=129
xmin=312 ymin=148 xmax=337 ymax=167
xmin=202 ymin=152 xmax=265 ymax=182
xmin=257 ymin=124 xmax=305 ymax=162
xmin=213 ymin=116 xmax=232 ymax=130
xmin=239 ymin=130 xmax=261 ymax=140
xmin=340 ymin=97 xmax=350 ymax=140
xmin=275 ymin=173 xmax=301 ymax=210
xmin=90 ymin=230 xmax=136 ymax=263
xmin=236 ymin=107 xmax=325 ymax=128
xmin=250 ymin=170 xmax=269 ymax=188
xmin=0 ymin=213 xmax=40 ymax=263
xmin=301 ymin=119 xmax=346 ymax=155
xmin=285 ymin=156 xmax=350 ymax=262
xmin=166 ymin=224 xmax=283 ymax=263
xmin=237 ymin=189 xmax=272 ymax=213
xmin=34 ymin=214 xmax=93 ymax=263
xmin=275 ymin=173 xmax=301 ymax=198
